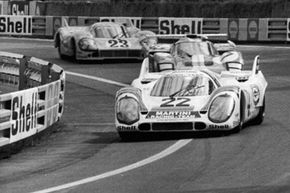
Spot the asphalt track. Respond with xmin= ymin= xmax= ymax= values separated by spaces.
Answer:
xmin=0 ymin=38 xmax=290 ymax=193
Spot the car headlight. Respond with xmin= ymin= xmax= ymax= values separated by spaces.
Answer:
xmin=116 ymin=96 xmax=139 ymax=124
xmin=78 ymin=38 xmax=97 ymax=51
xmin=208 ymin=94 xmax=235 ymax=123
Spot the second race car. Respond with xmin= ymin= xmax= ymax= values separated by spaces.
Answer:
xmin=142 ymin=34 xmax=244 ymax=74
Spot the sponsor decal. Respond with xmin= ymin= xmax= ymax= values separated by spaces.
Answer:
xmin=160 ymin=98 xmax=190 ymax=107
xmin=159 ymin=17 xmax=202 ymax=34
xmin=0 ymin=15 xmax=32 ymax=35
xmin=107 ymin=39 xmax=129 ymax=48
xmin=209 ymin=125 xmax=229 ymax=129
xmin=146 ymin=110 xmax=200 ymax=119
xmin=117 ymin=125 xmax=137 ymax=131
xmin=11 ymin=88 xmax=38 ymax=143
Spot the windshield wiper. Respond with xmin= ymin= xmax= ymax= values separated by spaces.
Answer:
xmin=169 ymin=85 xmax=205 ymax=98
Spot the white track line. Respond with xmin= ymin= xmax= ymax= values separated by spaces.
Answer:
xmin=30 ymin=71 xmax=192 ymax=193
xmin=66 ymin=71 xmax=130 ymax=87
xmin=32 ymin=139 xmax=191 ymax=193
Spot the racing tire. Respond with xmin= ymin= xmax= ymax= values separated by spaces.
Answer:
xmin=250 ymin=97 xmax=266 ymax=125
xmin=229 ymin=97 xmax=244 ymax=134
xmin=56 ymin=34 xmax=66 ymax=60
xmin=71 ymin=39 xmax=78 ymax=62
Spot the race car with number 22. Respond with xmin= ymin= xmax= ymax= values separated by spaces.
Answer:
xmin=115 ymin=55 xmax=267 ymax=140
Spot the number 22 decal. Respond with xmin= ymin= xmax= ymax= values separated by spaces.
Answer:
xmin=160 ymin=98 xmax=190 ymax=107
xmin=108 ymin=39 xmax=129 ymax=48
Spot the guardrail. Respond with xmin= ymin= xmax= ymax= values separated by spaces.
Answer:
xmin=1 ymin=15 xmax=290 ymax=42
xmin=0 ymin=52 xmax=65 ymax=148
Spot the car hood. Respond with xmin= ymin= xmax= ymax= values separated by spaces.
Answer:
xmin=91 ymin=38 xmax=142 ymax=50
xmin=143 ymin=95 xmax=210 ymax=111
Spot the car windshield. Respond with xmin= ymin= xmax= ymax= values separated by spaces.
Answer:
xmin=94 ymin=25 xmax=127 ymax=38
xmin=174 ymin=42 xmax=217 ymax=58
xmin=150 ymin=73 xmax=216 ymax=97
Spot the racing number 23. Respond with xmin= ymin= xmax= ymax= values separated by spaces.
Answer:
xmin=108 ymin=39 xmax=129 ymax=48
xmin=160 ymin=98 xmax=190 ymax=107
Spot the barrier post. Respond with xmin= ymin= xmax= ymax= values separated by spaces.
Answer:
xmin=19 ymin=58 xmax=28 ymax=90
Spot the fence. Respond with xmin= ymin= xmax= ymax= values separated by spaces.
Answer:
xmin=0 ymin=52 xmax=65 ymax=147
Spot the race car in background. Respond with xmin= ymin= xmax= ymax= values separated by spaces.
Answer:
xmin=115 ymin=55 xmax=267 ymax=140
xmin=142 ymin=34 xmax=244 ymax=75
xmin=54 ymin=19 xmax=155 ymax=61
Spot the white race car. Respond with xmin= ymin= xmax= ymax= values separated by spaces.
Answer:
xmin=142 ymin=34 xmax=244 ymax=74
xmin=115 ymin=56 xmax=267 ymax=140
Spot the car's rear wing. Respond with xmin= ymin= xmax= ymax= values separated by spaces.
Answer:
xmin=146 ymin=33 xmax=228 ymax=42
xmin=252 ymin=55 xmax=260 ymax=76
xmin=146 ymin=33 xmax=236 ymax=52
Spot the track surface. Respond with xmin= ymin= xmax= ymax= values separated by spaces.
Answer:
xmin=0 ymin=38 xmax=290 ymax=193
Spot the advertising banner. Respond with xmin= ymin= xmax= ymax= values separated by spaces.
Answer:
xmin=247 ymin=19 xmax=259 ymax=41
xmin=228 ymin=19 xmax=239 ymax=40
xmin=10 ymin=88 xmax=38 ymax=143
xmin=100 ymin=17 xmax=142 ymax=28
xmin=10 ymin=1 xmax=29 ymax=15
xmin=158 ymin=17 xmax=203 ymax=34
xmin=0 ymin=15 xmax=32 ymax=35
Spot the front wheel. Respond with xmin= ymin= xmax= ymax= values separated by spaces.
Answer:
xmin=229 ymin=97 xmax=244 ymax=134
xmin=71 ymin=39 xmax=78 ymax=62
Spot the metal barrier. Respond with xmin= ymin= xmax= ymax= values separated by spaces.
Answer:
xmin=0 ymin=52 xmax=65 ymax=147
xmin=1 ymin=15 xmax=290 ymax=41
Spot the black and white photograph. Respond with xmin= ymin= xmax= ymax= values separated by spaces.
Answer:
xmin=0 ymin=0 xmax=289 ymax=192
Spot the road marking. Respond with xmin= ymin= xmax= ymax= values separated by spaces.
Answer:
xmin=30 ymin=71 xmax=192 ymax=193
xmin=0 ymin=36 xmax=53 ymax=42
xmin=32 ymin=139 xmax=192 ymax=193
xmin=66 ymin=71 xmax=130 ymax=87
